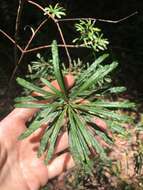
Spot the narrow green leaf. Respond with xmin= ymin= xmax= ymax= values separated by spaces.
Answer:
xmin=15 ymin=95 xmax=49 ymax=102
xmin=18 ymin=110 xmax=60 ymax=140
xmin=18 ymin=121 xmax=41 ymax=140
xmin=85 ymin=100 xmax=135 ymax=109
xmin=71 ymin=109 xmax=106 ymax=158
xmin=108 ymin=86 xmax=127 ymax=94
xmin=89 ymin=131 xmax=107 ymax=158
xmin=14 ymin=96 xmax=37 ymax=102
xmin=95 ymin=130 xmax=113 ymax=144
xmin=41 ymin=77 xmax=64 ymax=98
xmin=73 ymin=61 xmax=118 ymax=96
xmin=68 ymin=128 xmax=79 ymax=161
xmin=107 ymin=120 xmax=127 ymax=136
xmin=45 ymin=107 xmax=67 ymax=164
xmin=69 ymin=114 xmax=85 ymax=162
xmin=68 ymin=107 xmax=90 ymax=163
xmin=15 ymin=103 xmax=59 ymax=109
xmin=77 ymin=54 xmax=109 ymax=84
xmin=16 ymin=77 xmax=54 ymax=97
xmin=73 ymin=104 xmax=131 ymax=122
xmin=38 ymin=126 xmax=54 ymax=157
xmin=52 ymin=40 xmax=67 ymax=97
xmin=81 ymin=104 xmax=129 ymax=121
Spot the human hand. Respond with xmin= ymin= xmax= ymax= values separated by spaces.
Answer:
xmin=0 ymin=75 xmax=75 ymax=190
xmin=0 ymin=74 xmax=110 ymax=190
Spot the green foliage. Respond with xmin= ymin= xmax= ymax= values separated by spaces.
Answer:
xmin=16 ymin=41 xmax=135 ymax=170
xmin=44 ymin=3 xmax=66 ymax=18
xmin=27 ymin=53 xmax=54 ymax=82
xmin=73 ymin=20 xmax=109 ymax=51
xmin=134 ymin=138 xmax=143 ymax=175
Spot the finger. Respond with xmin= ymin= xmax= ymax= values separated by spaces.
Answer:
xmin=29 ymin=129 xmax=69 ymax=155
xmin=92 ymin=117 xmax=108 ymax=132
xmin=47 ymin=152 xmax=74 ymax=180
xmin=91 ymin=117 xmax=112 ymax=137
xmin=34 ymin=74 xmax=75 ymax=95
xmin=54 ymin=132 xmax=68 ymax=154
xmin=94 ymin=135 xmax=111 ymax=148
xmin=3 ymin=74 xmax=74 ymax=124
xmin=87 ymin=125 xmax=111 ymax=151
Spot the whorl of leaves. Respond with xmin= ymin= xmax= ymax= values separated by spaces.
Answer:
xmin=15 ymin=40 xmax=135 ymax=170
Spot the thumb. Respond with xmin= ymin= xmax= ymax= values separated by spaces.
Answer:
xmin=2 ymin=74 xmax=75 ymax=124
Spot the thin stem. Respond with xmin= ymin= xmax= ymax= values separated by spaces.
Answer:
xmin=7 ymin=18 xmax=48 ymax=89
xmin=27 ymin=0 xmax=72 ymax=68
xmin=58 ymin=11 xmax=138 ymax=23
xmin=58 ymin=18 xmax=97 ymax=22
xmin=15 ymin=0 xmax=25 ymax=33
xmin=56 ymin=22 xmax=72 ymax=67
xmin=14 ymin=0 xmax=25 ymax=66
xmin=25 ymin=44 xmax=86 ymax=53
xmin=98 ymin=11 xmax=138 ymax=23
xmin=27 ymin=0 xmax=55 ymax=20
xmin=0 ymin=29 xmax=23 ymax=52
xmin=25 ymin=18 xmax=48 ymax=50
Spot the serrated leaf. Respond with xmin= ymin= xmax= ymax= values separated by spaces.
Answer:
xmin=16 ymin=77 xmax=54 ymax=97
xmin=73 ymin=104 xmax=131 ymax=123
xmin=18 ymin=121 xmax=42 ymax=140
xmin=15 ymin=103 xmax=58 ymax=109
xmin=95 ymin=130 xmax=113 ymax=144
xmin=107 ymin=120 xmax=127 ymax=136
xmin=85 ymin=100 xmax=135 ymax=109
xmin=52 ymin=41 xmax=67 ymax=98
xmin=38 ymin=126 xmax=54 ymax=157
xmin=18 ymin=108 xmax=60 ymax=140
xmin=73 ymin=61 xmax=118 ymax=97
xmin=108 ymin=86 xmax=127 ymax=94
xmin=44 ymin=3 xmax=66 ymax=18
xmin=68 ymin=107 xmax=90 ymax=164
xmin=77 ymin=54 xmax=109 ymax=84
xmin=71 ymin=109 xmax=107 ymax=159
xmin=45 ymin=107 xmax=67 ymax=164
xmin=14 ymin=96 xmax=37 ymax=102
xmin=41 ymin=77 xmax=64 ymax=98
xmin=68 ymin=109 xmax=85 ymax=162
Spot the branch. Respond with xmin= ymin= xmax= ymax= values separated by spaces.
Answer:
xmin=27 ymin=0 xmax=55 ymax=21
xmin=27 ymin=0 xmax=72 ymax=67
xmin=0 ymin=29 xmax=23 ymax=52
xmin=25 ymin=18 xmax=48 ymax=50
xmin=25 ymin=44 xmax=87 ymax=53
xmin=58 ymin=11 xmax=138 ymax=23
xmin=98 ymin=11 xmax=138 ymax=23
xmin=14 ymin=0 xmax=25 ymax=66
xmin=56 ymin=22 xmax=72 ymax=66
xmin=8 ymin=18 xmax=49 ymax=86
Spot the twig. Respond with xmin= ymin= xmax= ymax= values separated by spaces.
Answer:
xmin=56 ymin=22 xmax=72 ymax=67
xmin=58 ymin=11 xmax=138 ymax=23
xmin=98 ymin=11 xmax=138 ymax=23
xmin=8 ymin=18 xmax=49 ymax=88
xmin=25 ymin=44 xmax=87 ymax=53
xmin=0 ymin=29 xmax=23 ymax=52
xmin=27 ymin=0 xmax=72 ymax=67
xmin=25 ymin=18 xmax=48 ymax=50
xmin=27 ymin=0 xmax=55 ymax=20
xmin=14 ymin=0 xmax=25 ymax=66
